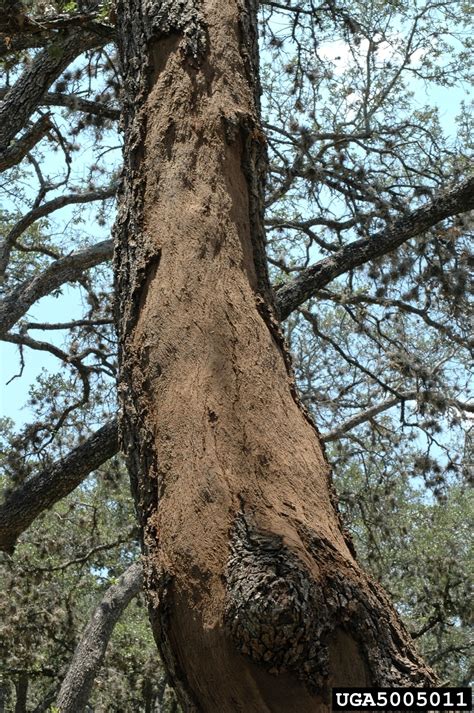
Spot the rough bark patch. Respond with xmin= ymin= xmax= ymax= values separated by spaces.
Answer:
xmin=225 ymin=509 xmax=433 ymax=694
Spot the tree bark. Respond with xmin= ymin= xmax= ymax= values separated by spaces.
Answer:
xmin=0 ymin=419 xmax=118 ymax=552
xmin=14 ymin=673 xmax=27 ymax=713
xmin=114 ymin=1 xmax=435 ymax=710
xmin=0 ymin=115 xmax=53 ymax=173
xmin=0 ymin=31 xmax=103 ymax=153
xmin=56 ymin=561 xmax=143 ymax=713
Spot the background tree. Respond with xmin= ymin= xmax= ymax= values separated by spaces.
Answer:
xmin=0 ymin=0 xmax=472 ymax=709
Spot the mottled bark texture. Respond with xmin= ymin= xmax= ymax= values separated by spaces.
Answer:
xmin=56 ymin=562 xmax=143 ymax=713
xmin=114 ymin=1 xmax=435 ymax=710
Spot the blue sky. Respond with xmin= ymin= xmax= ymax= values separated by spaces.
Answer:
xmin=1 ymin=23 xmax=470 ymax=429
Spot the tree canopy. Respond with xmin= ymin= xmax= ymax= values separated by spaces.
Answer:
xmin=0 ymin=0 xmax=472 ymax=709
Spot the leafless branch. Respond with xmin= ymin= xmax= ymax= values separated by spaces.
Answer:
xmin=0 ymin=115 xmax=53 ymax=172
xmin=321 ymin=390 xmax=473 ymax=442
xmin=0 ymin=239 xmax=113 ymax=337
xmin=39 ymin=92 xmax=121 ymax=120
xmin=0 ymin=10 xmax=114 ymax=40
xmin=315 ymin=289 xmax=472 ymax=352
xmin=0 ymin=87 xmax=121 ymax=121
xmin=25 ymin=318 xmax=113 ymax=330
xmin=0 ymin=185 xmax=116 ymax=279
xmin=28 ymin=536 xmax=134 ymax=573
xmin=0 ymin=31 xmax=105 ymax=154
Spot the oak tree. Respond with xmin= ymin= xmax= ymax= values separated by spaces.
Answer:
xmin=0 ymin=0 xmax=472 ymax=709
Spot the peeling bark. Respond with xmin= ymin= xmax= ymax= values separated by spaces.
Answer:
xmin=114 ymin=1 xmax=435 ymax=710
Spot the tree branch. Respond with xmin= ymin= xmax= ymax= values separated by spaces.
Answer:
xmin=0 ymin=186 xmax=116 ymax=279
xmin=321 ymin=390 xmax=473 ymax=442
xmin=0 ymin=87 xmax=121 ymax=121
xmin=56 ymin=561 xmax=143 ymax=713
xmin=321 ymin=395 xmax=406 ymax=442
xmin=315 ymin=289 xmax=472 ymax=351
xmin=260 ymin=1 xmax=320 ymax=14
xmin=0 ymin=418 xmax=118 ymax=553
xmin=41 ymin=91 xmax=121 ymax=120
xmin=0 ymin=32 xmax=48 ymax=56
xmin=275 ymin=176 xmax=474 ymax=320
xmin=0 ymin=238 xmax=113 ymax=337
xmin=0 ymin=115 xmax=53 ymax=172
xmin=0 ymin=31 xmax=105 ymax=153
xmin=29 ymin=536 xmax=134 ymax=573
xmin=0 ymin=11 xmax=114 ymax=39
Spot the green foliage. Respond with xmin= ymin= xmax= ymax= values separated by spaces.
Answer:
xmin=333 ymin=445 xmax=472 ymax=684
xmin=0 ymin=429 xmax=178 ymax=710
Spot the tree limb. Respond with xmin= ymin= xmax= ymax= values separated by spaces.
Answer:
xmin=321 ymin=395 xmax=406 ymax=442
xmin=0 ymin=11 xmax=114 ymax=39
xmin=56 ymin=561 xmax=143 ymax=713
xmin=314 ymin=289 xmax=472 ymax=352
xmin=276 ymin=176 xmax=474 ymax=320
xmin=0 ymin=32 xmax=49 ymax=56
xmin=0 ymin=115 xmax=53 ymax=172
xmin=40 ymin=91 xmax=121 ymax=120
xmin=321 ymin=390 xmax=474 ymax=442
xmin=29 ymin=536 xmax=135 ymax=573
xmin=0 ymin=418 xmax=118 ymax=553
xmin=260 ymin=1 xmax=319 ymax=14
xmin=0 ymin=87 xmax=121 ymax=121
xmin=0 ymin=238 xmax=113 ymax=337
xmin=0 ymin=31 xmax=105 ymax=153
xmin=0 ymin=186 xmax=116 ymax=279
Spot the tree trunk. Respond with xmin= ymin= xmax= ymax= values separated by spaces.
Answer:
xmin=114 ymin=1 xmax=435 ymax=710
xmin=14 ymin=673 xmax=27 ymax=713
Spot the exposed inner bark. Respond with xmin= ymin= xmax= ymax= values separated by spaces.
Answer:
xmin=114 ymin=1 xmax=435 ymax=710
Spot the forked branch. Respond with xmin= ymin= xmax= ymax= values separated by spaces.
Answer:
xmin=276 ymin=176 xmax=474 ymax=320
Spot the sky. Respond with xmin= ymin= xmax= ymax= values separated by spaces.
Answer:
xmin=0 ymin=15 xmax=470 ymax=430
xmin=0 ymin=286 xmax=84 ymax=424
xmin=1 ymin=96 xmax=118 ymax=425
